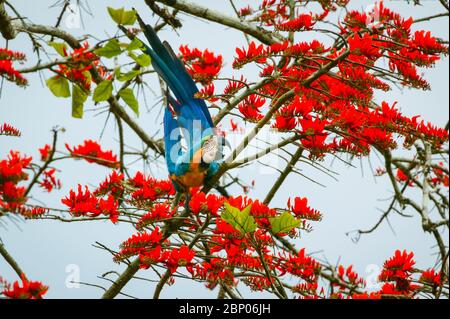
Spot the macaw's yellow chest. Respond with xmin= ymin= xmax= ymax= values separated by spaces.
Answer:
xmin=173 ymin=169 xmax=207 ymax=189
xmin=172 ymin=149 xmax=208 ymax=189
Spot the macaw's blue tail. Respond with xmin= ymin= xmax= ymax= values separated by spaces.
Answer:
xmin=136 ymin=14 xmax=214 ymax=130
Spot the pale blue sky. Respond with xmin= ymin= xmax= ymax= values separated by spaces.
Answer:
xmin=0 ymin=0 xmax=448 ymax=298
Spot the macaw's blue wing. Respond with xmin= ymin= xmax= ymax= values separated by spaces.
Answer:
xmin=163 ymin=106 xmax=182 ymax=176
xmin=136 ymin=14 xmax=214 ymax=131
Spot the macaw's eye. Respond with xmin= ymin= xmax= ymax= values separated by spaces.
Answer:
xmin=202 ymin=136 xmax=219 ymax=164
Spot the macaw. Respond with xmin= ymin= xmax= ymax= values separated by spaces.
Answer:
xmin=136 ymin=15 xmax=223 ymax=193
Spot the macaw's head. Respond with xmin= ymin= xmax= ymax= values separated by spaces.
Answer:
xmin=201 ymin=135 xmax=219 ymax=164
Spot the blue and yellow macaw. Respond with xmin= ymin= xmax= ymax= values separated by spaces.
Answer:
xmin=137 ymin=15 xmax=223 ymax=193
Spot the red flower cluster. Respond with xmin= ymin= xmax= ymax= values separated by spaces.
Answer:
xmin=379 ymin=250 xmax=418 ymax=295
xmin=335 ymin=265 xmax=365 ymax=289
xmin=431 ymin=162 xmax=449 ymax=188
xmin=179 ymin=45 xmax=223 ymax=85
xmin=224 ymin=76 xmax=247 ymax=96
xmin=276 ymin=14 xmax=314 ymax=31
xmin=137 ymin=202 xmax=175 ymax=229
xmin=38 ymin=144 xmax=53 ymax=162
xmin=0 ymin=48 xmax=27 ymax=86
xmin=288 ymin=197 xmax=322 ymax=221
xmin=1 ymin=274 xmax=48 ymax=299
xmin=115 ymin=227 xmax=163 ymax=261
xmin=94 ymin=170 xmax=124 ymax=198
xmin=0 ymin=151 xmax=31 ymax=212
xmin=166 ymin=245 xmax=196 ymax=273
xmin=39 ymin=168 xmax=62 ymax=193
xmin=419 ymin=269 xmax=442 ymax=287
xmin=299 ymin=118 xmax=330 ymax=158
xmin=189 ymin=190 xmax=224 ymax=216
xmin=233 ymin=42 xmax=266 ymax=69
xmin=0 ymin=123 xmax=21 ymax=137
xmin=228 ymin=1 xmax=448 ymax=162
xmin=238 ymin=94 xmax=266 ymax=122
xmin=61 ymin=184 xmax=120 ymax=223
xmin=128 ymin=172 xmax=175 ymax=205
xmin=55 ymin=42 xmax=99 ymax=90
xmin=65 ymin=140 xmax=120 ymax=169
xmin=195 ymin=83 xmax=218 ymax=102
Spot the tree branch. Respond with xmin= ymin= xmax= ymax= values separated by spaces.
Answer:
xmin=154 ymin=0 xmax=283 ymax=45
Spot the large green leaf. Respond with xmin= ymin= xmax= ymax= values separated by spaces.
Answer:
xmin=95 ymin=39 xmax=122 ymax=58
xmin=72 ymin=84 xmax=89 ymax=119
xmin=119 ymin=88 xmax=139 ymax=116
xmin=117 ymin=70 xmax=140 ymax=82
xmin=93 ymin=80 xmax=113 ymax=102
xmin=221 ymin=202 xmax=256 ymax=235
xmin=269 ymin=212 xmax=301 ymax=234
xmin=127 ymin=38 xmax=143 ymax=52
xmin=129 ymin=52 xmax=151 ymax=67
xmin=48 ymin=42 xmax=68 ymax=57
xmin=46 ymin=76 xmax=70 ymax=98
xmin=107 ymin=7 xmax=137 ymax=25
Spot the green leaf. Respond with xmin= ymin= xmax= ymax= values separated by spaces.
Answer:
xmin=127 ymin=38 xmax=143 ymax=51
xmin=95 ymin=39 xmax=122 ymax=58
xmin=93 ymin=80 xmax=113 ymax=102
xmin=72 ymin=84 xmax=89 ymax=119
xmin=130 ymin=52 xmax=151 ymax=67
xmin=119 ymin=88 xmax=139 ymax=116
xmin=46 ymin=76 xmax=70 ymax=98
xmin=269 ymin=212 xmax=301 ymax=235
xmin=117 ymin=70 xmax=140 ymax=82
xmin=48 ymin=42 xmax=68 ymax=57
xmin=221 ymin=202 xmax=256 ymax=235
xmin=107 ymin=7 xmax=137 ymax=25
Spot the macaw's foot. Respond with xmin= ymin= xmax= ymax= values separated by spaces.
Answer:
xmin=183 ymin=193 xmax=191 ymax=215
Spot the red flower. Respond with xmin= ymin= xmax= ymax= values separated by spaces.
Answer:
xmin=55 ymin=42 xmax=99 ymax=90
xmin=2 ymin=274 xmax=48 ymax=299
xmin=348 ymin=33 xmax=381 ymax=60
xmin=195 ymin=83 xmax=218 ymax=102
xmin=115 ymin=228 xmax=163 ymax=261
xmin=0 ymin=181 xmax=26 ymax=210
xmin=233 ymin=42 xmax=266 ymax=69
xmin=336 ymin=265 xmax=365 ymax=288
xmin=411 ymin=30 xmax=448 ymax=55
xmin=94 ymin=171 xmax=124 ymax=198
xmin=61 ymin=184 xmax=119 ymax=223
xmin=396 ymin=168 xmax=413 ymax=186
xmin=299 ymin=118 xmax=329 ymax=157
xmin=0 ymin=123 xmax=21 ymax=137
xmin=39 ymin=168 xmax=61 ymax=193
xmin=272 ymin=115 xmax=297 ymax=132
xmin=166 ymin=245 xmax=196 ymax=273
xmin=238 ymin=94 xmax=266 ymax=122
xmin=419 ymin=269 xmax=442 ymax=287
xmin=276 ymin=14 xmax=314 ymax=31
xmin=238 ymin=6 xmax=252 ymax=17
xmin=129 ymin=172 xmax=175 ymax=203
xmin=189 ymin=191 xmax=224 ymax=216
xmin=282 ymin=248 xmax=321 ymax=279
xmin=0 ymin=151 xmax=32 ymax=184
xmin=379 ymin=250 xmax=417 ymax=294
xmin=288 ymin=197 xmax=322 ymax=221
xmin=137 ymin=203 xmax=175 ymax=228
xmin=0 ymin=48 xmax=26 ymax=61
xmin=224 ymin=76 xmax=247 ymax=95
xmin=179 ymin=45 xmax=222 ymax=85
xmin=0 ymin=49 xmax=28 ymax=86
xmin=38 ymin=144 xmax=52 ymax=161
xmin=65 ymin=140 xmax=120 ymax=169
xmin=139 ymin=245 xmax=163 ymax=268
